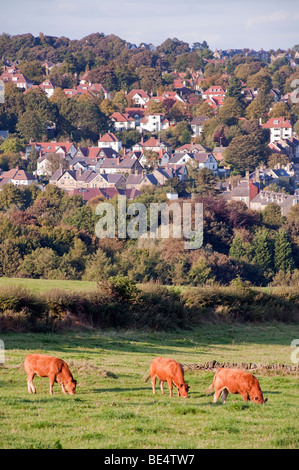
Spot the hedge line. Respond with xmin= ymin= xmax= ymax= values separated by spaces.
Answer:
xmin=0 ymin=283 xmax=298 ymax=332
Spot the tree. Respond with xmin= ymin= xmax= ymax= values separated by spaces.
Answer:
xmin=217 ymin=97 xmax=243 ymax=125
xmin=251 ymin=228 xmax=273 ymax=275
xmin=229 ymin=233 xmax=248 ymax=260
xmin=247 ymin=68 xmax=272 ymax=94
xmin=224 ymin=134 xmax=266 ymax=173
xmin=268 ymin=102 xmax=291 ymax=119
xmin=19 ymin=60 xmax=44 ymax=84
xmin=112 ymin=90 xmax=128 ymax=112
xmin=20 ymin=247 xmax=60 ymax=278
xmin=0 ymin=136 xmax=25 ymax=154
xmin=262 ymin=203 xmax=284 ymax=229
xmin=274 ymin=229 xmax=294 ymax=273
xmin=16 ymin=109 xmax=46 ymax=141
xmin=0 ymin=183 xmax=25 ymax=211
xmin=188 ymin=166 xmax=218 ymax=196
xmin=142 ymin=150 xmax=160 ymax=171
xmin=188 ymin=256 xmax=215 ymax=285
xmin=225 ymin=74 xmax=243 ymax=103
xmin=245 ymin=93 xmax=274 ymax=122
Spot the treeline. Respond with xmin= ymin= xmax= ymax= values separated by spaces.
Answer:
xmin=0 ymin=277 xmax=298 ymax=332
xmin=0 ymin=183 xmax=299 ymax=287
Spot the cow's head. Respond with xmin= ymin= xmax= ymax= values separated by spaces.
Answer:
xmin=66 ymin=378 xmax=77 ymax=395
xmin=178 ymin=383 xmax=190 ymax=398
xmin=251 ymin=394 xmax=267 ymax=404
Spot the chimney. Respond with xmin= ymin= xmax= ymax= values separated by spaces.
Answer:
xmin=255 ymin=168 xmax=260 ymax=183
xmin=249 ymin=180 xmax=259 ymax=201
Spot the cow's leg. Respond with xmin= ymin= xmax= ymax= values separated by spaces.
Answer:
xmin=221 ymin=388 xmax=229 ymax=404
xmin=241 ymin=392 xmax=249 ymax=402
xmin=61 ymin=384 xmax=67 ymax=395
xmin=27 ymin=373 xmax=36 ymax=394
xmin=151 ymin=375 xmax=156 ymax=395
xmin=167 ymin=379 xmax=173 ymax=397
xmin=160 ymin=380 xmax=164 ymax=395
xmin=49 ymin=375 xmax=55 ymax=395
xmin=213 ymin=388 xmax=222 ymax=403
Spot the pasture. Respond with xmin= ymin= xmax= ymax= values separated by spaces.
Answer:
xmin=0 ymin=323 xmax=298 ymax=449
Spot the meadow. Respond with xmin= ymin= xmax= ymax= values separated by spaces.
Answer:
xmin=0 ymin=323 xmax=298 ymax=449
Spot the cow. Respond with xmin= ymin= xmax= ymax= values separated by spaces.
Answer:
xmin=24 ymin=354 xmax=77 ymax=396
xmin=145 ymin=357 xmax=190 ymax=398
xmin=205 ymin=367 xmax=267 ymax=404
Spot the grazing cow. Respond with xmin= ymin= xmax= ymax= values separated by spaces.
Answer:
xmin=24 ymin=354 xmax=77 ymax=395
xmin=205 ymin=367 xmax=267 ymax=404
xmin=145 ymin=357 xmax=190 ymax=398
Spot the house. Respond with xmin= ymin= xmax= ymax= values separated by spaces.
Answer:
xmin=98 ymin=132 xmax=122 ymax=152
xmin=126 ymin=89 xmax=151 ymax=107
xmin=221 ymin=177 xmax=260 ymax=207
xmin=39 ymin=79 xmax=55 ymax=98
xmin=151 ymin=91 xmax=185 ymax=104
xmin=125 ymin=173 xmax=158 ymax=190
xmin=193 ymin=152 xmax=218 ymax=174
xmin=168 ymin=151 xmax=218 ymax=175
xmin=97 ymin=157 xmax=143 ymax=175
xmin=241 ymin=88 xmax=259 ymax=101
xmin=36 ymin=155 xmax=57 ymax=177
xmin=190 ymin=116 xmax=209 ymax=136
xmin=268 ymin=138 xmax=299 ymax=161
xmin=169 ymin=152 xmax=194 ymax=166
xmin=49 ymin=168 xmax=126 ymax=191
xmin=110 ymin=112 xmax=135 ymax=131
xmin=74 ymin=147 xmax=102 ymax=159
xmin=68 ymin=187 xmax=141 ymax=202
xmin=0 ymin=70 xmax=33 ymax=90
xmin=204 ymin=95 xmax=225 ymax=109
xmin=175 ymin=142 xmax=208 ymax=154
xmin=202 ymin=86 xmax=226 ymax=100
xmin=133 ymin=137 xmax=172 ymax=154
xmin=212 ymin=146 xmax=227 ymax=163
xmin=250 ymin=190 xmax=298 ymax=216
xmin=124 ymin=108 xmax=145 ymax=127
xmin=0 ymin=167 xmax=37 ymax=187
xmin=139 ymin=113 xmax=169 ymax=133
xmin=262 ymin=117 xmax=293 ymax=143
xmin=153 ymin=165 xmax=188 ymax=183
xmin=28 ymin=141 xmax=77 ymax=159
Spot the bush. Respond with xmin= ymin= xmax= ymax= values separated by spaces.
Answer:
xmin=0 ymin=282 xmax=298 ymax=332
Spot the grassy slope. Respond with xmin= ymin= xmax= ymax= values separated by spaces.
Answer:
xmin=0 ymin=277 xmax=97 ymax=292
xmin=0 ymin=324 xmax=298 ymax=449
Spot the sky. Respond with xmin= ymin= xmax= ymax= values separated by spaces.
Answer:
xmin=1 ymin=0 xmax=299 ymax=51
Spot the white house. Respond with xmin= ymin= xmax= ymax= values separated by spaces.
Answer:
xmin=190 ymin=116 xmax=209 ymax=136
xmin=98 ymin=132 xmax=122 ymax=152
xmin=139 ymin=113 xmax=169 ymax=133
xmin=262 ymin=117 xmax=293 ymax=143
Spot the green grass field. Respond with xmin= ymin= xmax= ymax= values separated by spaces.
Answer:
xmin=0 ymin=277 xmax=97 ymax=292
xmin=0 ymin=324 xmax=298 ymax=449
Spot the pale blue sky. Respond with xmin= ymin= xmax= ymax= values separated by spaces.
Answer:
xmin=1 ymin=0 xmax=299 ymax=50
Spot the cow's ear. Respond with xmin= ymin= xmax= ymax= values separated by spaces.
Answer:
xmin=264 ymin=398 xmax=268 ymax=403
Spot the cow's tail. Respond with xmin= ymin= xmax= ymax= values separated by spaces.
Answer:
xmin=144 ymin=374 xmax=150 ymax=382
xmin=205 ymin=368 xmax=220 ymax=395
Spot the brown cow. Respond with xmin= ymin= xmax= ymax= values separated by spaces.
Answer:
xmin=24 ymin=354 xmax=77 ymax=395
xmin=145 ymin=357 xmax=190 ymax=398
xmin=205 ymin=368 xmax=267 ymax=404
